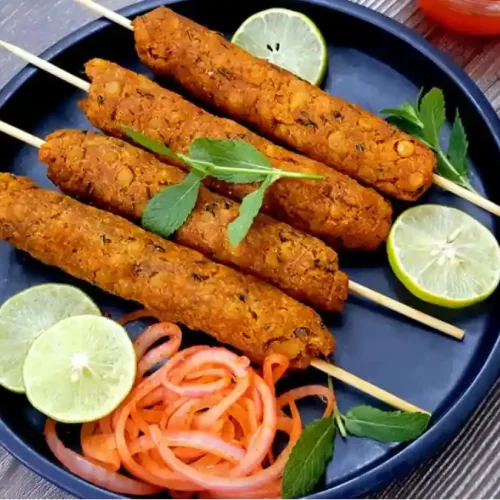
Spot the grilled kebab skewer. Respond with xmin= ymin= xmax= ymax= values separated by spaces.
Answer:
xmin=0 ymin=42 xmax=393 ymax=252
xmin=131 ymin=6 xmax=436 ymax=200
xmin=0 ymin=120 xmax=464 ymax=338
xmin=79 ymin=60 xmax=392 ymax=252
xmin=41 ymin=129 xmax=348 ymax=313
xmin=67 ymin=0 xmax=500 ymax=216
xmin=0 ymin=173 xmax=426 ymax=413
xmin=0 ymin=173 xmax=332 ymax=368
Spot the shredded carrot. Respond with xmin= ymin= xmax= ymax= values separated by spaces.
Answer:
xmin=263 ymin=353 xmax=290 ymax=395
xmin=44 ymin=318 xmax=336 ymax=498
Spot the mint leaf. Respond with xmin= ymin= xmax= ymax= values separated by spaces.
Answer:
xmin=190 ymin=138 xmax=272 ymax=183
xmin=282 ymin=418 xmax=335 ymax=499
xmin=386 ymin=116 xmax=426 ymax=142
xmin=227 ymin=175 xmax=276 ymax=246
xmin=381 ymin=100 xmax=426 ymax=143
xmin=142 ymin=172 xmax=203 ymax=238
xmin=417 ymin=88 xmax=445 ymax=147
xmin=381 ymin=102 xmax=422 ymax=128
xmin=447 ymin=111 xmax=468 ymax=178
xmin=345 ymin=406 xmax=430 ymax=443
xmin=122 ymin=126 xmax=185 ymax=164
xmin=434 ymin=112 xmax=472 ymax=189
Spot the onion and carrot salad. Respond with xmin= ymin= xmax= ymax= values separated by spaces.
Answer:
xmin=45 ymin=317 xmax=335 ymax=498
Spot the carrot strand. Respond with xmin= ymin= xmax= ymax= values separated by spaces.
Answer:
xmin=44 ymin=317 xmax=335 ymax=498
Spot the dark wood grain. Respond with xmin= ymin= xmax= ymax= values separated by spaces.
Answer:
xmin=1 ymin=0 xmax=500 ymax=498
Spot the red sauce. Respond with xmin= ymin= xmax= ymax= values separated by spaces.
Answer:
xmin=418 ymin=0 xmax=500 ymax=35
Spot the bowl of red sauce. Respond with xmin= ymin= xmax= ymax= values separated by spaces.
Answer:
xmin=418 ymin=0 xmax=500 ymax=35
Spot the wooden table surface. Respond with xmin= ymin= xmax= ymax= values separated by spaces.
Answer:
xmin=1 ymin=0 xmax=500 ymax=498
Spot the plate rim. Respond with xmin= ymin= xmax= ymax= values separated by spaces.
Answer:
xmin=0 ymin=0 xmax=500 ymax=498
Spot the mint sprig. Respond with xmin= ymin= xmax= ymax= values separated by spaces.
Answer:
xmin=123 ymin=127 xmax=323 ymax=244
xmin=381 ymin=87 xmax=474 ymax=191
xmin=282 ymin=390 xmax=431 ymax=498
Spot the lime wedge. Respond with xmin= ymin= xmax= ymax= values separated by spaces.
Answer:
xmin=23 ymin=315 xmax=136 ymax=423
xmin=232 ymin=8 xmax=328 ymax=85
xmin=0 ymin=284 xmax=101 ymax=393
xmin=388 ymin=205 xmax=500 ymax=308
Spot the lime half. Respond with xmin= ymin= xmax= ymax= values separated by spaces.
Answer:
xmin=24 ymin=315 xmax=136 ymax=423
xmin=0 ymin=284 xmax=101 ymax=393
xmin=388 ymin=205 xmax=500 ymax=308
xmin=232 ymin=8 xmax=328 ymax=85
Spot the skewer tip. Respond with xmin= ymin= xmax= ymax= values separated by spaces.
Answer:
xmin=433 ymin=174 xmax=500 ymax=218
xmin=348 ymin=281 xmax=464 ymax=340
xmin=0 ymin=39 xmax=21 ymax=53
xmin=73 ymin=0 xmax=134 ymax=31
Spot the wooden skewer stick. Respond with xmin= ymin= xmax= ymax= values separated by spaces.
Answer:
xmin=311 ymin=359 xmax=428 ymax=414
xmin=433 ymin=175 xmax=500 ymax=217
xmin=74 ymin=0 xmax=500 ymax=220
xmin=347 ymin=282 xmax=462 ymax=339
xmin=0 ymin=44 xmax=465 ymax=341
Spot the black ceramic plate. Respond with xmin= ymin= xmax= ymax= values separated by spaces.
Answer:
xmin=1 ymin=0 xmax=500 ymax=498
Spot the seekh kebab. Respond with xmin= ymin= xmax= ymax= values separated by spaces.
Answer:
xmin=0 ymin=119 xmax=463 ymax=338
xmin=0 ymin=173 xmax=333 ymax=368
xmin=80 ymin=59 xmax=392 ymax=252
xmin=132 ymin=7 xmax=436 ymax=200
xmin=40 ymin=129 xmax=349 ymax=312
